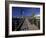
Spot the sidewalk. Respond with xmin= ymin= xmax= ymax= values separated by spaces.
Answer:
xmin=20 ymin=18 xmax=39 ymax=30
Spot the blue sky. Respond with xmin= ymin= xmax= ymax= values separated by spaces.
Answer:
xmin=12 ymin=7 xmax=40 ymax=17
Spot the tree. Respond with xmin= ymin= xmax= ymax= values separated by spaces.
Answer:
xmin=31 ymin=12 xmax=36 ymax=24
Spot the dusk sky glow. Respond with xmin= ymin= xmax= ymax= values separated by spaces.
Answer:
xmin=12 ymin=7 xmax=40 ymax=17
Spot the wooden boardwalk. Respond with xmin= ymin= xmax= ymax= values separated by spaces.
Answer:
xmin=20 ymin=18 xmax=39 ymax=30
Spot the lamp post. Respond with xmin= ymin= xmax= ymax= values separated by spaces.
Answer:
xmin=20 ymin=8 xmax=24 ymax=18
xmin=31 ymin=8 xmax=36 ymax=24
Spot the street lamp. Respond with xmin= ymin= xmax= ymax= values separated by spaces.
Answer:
xmin=20 ymin=8 xmax=24 ymax=18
